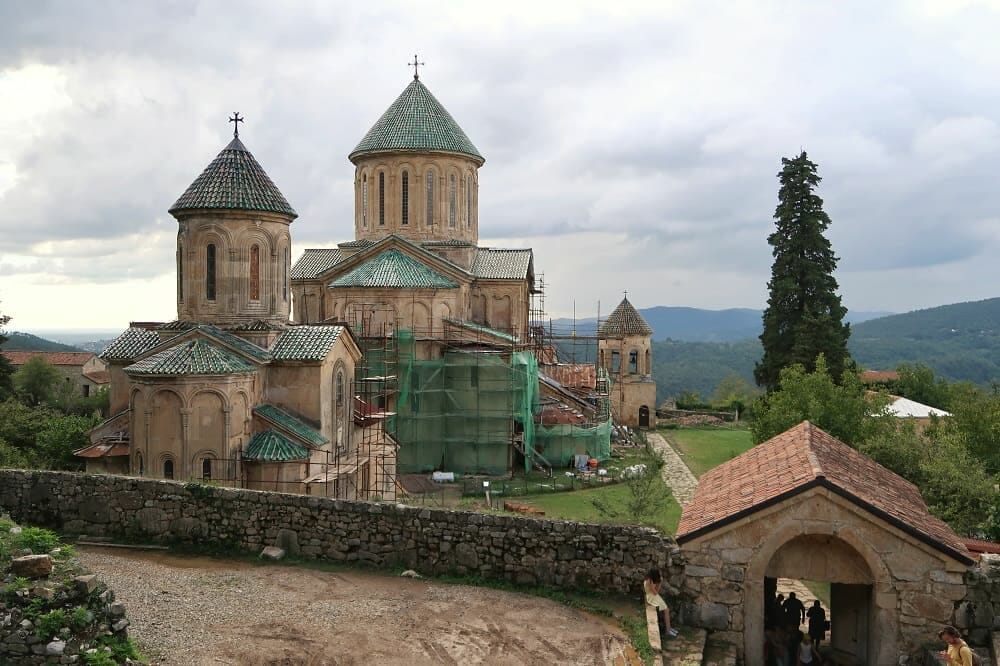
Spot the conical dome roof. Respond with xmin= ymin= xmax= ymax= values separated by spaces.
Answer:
xmin=169 ymin=137 xmax=297 ymax=218
xmin=599 ymin=297 xmax=653 ymax=337
xmin=349 ymin=78 xmax=484 ymax=165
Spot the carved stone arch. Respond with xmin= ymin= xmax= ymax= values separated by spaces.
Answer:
xmin=198 ymin=224 xmax=236 ymax=249
xmin=149 ymin=386 xmax=187 ymax=409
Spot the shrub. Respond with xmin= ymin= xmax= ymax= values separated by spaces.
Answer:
xmin=36 ymin=609 xmax=66 ymax=640
xmin=17 ymin=526 xmax=60 ymax=554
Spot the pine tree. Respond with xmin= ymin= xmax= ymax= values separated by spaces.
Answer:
xmin=755 ymin=152 xmax=851 ymax=389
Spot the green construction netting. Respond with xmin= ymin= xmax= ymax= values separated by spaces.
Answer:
xmin=361 ymin=329 xmax=608 ymax=475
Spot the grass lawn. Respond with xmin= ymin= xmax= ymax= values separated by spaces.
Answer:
xmin=663 ymin=427 xmax=755 ymax=478
xmin=517 ymin=481 xmax=682 ymax=534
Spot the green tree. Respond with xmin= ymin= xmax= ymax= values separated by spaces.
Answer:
xmin=14 ymin=356 xmax=62 ymax=407
xmin=0 ymin=308 xmax=14 ymax=401
xmin=943 ymin=384 xmax=1000 ymax=474
xmin=592 ymin=442 xmax=672 ymax=524
xmin=751 ymin=356 xmax=894 ymax=445
xmin=892 ymin=363 xmax=953 ymax=411
xmin=755 ymin=152 xmax=851 ymax=389
xmin=712 ymin=373 xmax=759 ymax=418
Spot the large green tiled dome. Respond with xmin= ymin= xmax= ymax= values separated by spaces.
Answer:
xmin=169 ymin=137 xmax=297 ymax=218
xmin=350 ymin=78 xmax=484 ymax=165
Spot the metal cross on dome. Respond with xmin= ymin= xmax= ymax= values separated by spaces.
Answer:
xmin=409 ymin=54 xmax=425 ymax=80
xmin=229 ymin=112 xmax=244 ymax=138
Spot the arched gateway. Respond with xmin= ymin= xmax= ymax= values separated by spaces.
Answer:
xmin=676 ymin=421 xmax=973 ymax=664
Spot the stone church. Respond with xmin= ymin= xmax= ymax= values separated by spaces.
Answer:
xmin=85 ymin=69 xmax=628 ymax=486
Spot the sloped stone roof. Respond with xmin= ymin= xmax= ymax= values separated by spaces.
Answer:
xmin=253 ymin=404 xmax=328 ymax=447
xmin=290 ymin=248 xmax=346 ymax=280
xmin=244 ymin=430 xmax=310 ymax=461
xmin=330 ymin=249 xmax=458 ymax=289
xmin=169 ymin=137 xmax=297 ymax=218
xmin=271 ymin=326 xmax=344 ymax=361
xmin=676 ymin=421 xmax=973 ymax=564
xmin=2 ymin=351 xmax=97 ymax=367
xmin=472 ymin=248 xmax=533 ymax=280
xmin=100 ymin=327 xmax=164 ymax=362
xmin=124 ymin=339 xmax=257 ymax=376
xmin=349 ymin=78 xmax=484 ymax=164
xmin=598 ymin=297 xmax=653 ymax=337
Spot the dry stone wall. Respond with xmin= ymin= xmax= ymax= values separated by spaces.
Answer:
xmin=956 ymin=553 xmax=1000 ymax=646
xmin=0 ymin=470 xmax=682 ymax=595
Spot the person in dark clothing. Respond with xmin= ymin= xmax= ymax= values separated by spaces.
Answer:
xmin=783 ymin=592 xmax=806 ymax=627
xmin=806 ymin=600 xmax=827 ymax=646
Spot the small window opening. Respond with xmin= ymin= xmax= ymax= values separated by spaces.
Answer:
xmin=378 ymin=172 xmax=385 ymax=226
xmin=629 ymin=350 xmax=638 ymax=374
xmin=202 ymin=458 xmax=212 ymax=480
xmin=362 ymin=174 xmax=368 ymax=227
xmin=250 ymin=244 xmax=260 ymax=301
xmin=401 ymin=170 xmax=409 ymax=225
xmin=611 ymin=350 xmax=621 ymax=373
xmin=163 ymin=459 xmax=174 ymax=480
xmin=448 ymin=175 xmax=456 ymax=228
xmin=206 ymin=244 xmax=216 ymax=301
xmin=425 ymin=171 xmax=434 ymax=226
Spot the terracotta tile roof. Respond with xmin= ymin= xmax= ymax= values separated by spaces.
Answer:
xmin=598 ymin=297 xmax=653 ymax=337
xmin=472 ymin=248 xmax=533 ymax=280
xmin=963 ymin=538 xmax=1000 ymax=560
xmin=82 ymin=370 xmax=111 ymax=384
xmin=74 ymin=441 xmax=130 ymax=458
xmin=859 ymin=370 xmax=899 ymax=383
xmin=169 ymin=137 xmax=297 ymax=218
xmin=676 ymin=421 xmax=973 ymax=564
xmin=2 ymin=351 xmax=97 ymax=366
xmin=349 ymin=78 xmax=484 ymax=164
xmin=540 ymin=364 xmax=597 ymax=390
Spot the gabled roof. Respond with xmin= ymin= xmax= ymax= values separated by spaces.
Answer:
xmin=350 ymin=78 xmax=484 ymax=165
xmin=244 ymin=430 xmax=310 ymax=462
xmin=598 ymin=297 xmax=653 ymax=337
xmin=253 ymin=404 xmax=329 ymax=448
xmin=676 ymin=421 xmax=973 ymax=564
xmin=888 ymin=395 xmax=951 ymax=418
xmin=330 ymin=248 xmax=458 ymax=289
xmin=2 ymin=351 xmax=97 ymax=366
xmin=270 ymin=325 xmax=345 ymax=362
xmin=169 ymin=136 xmax=297 ymax=218
xmin=124 ymin=339 xmax=257 ymax=376
xmin=101 ymin=327 xmax=167 ymax=362
xmin=290 ymin=248 xmax=347 ymax=280
xmin=472 ymin=248 xmax=533 ymax=280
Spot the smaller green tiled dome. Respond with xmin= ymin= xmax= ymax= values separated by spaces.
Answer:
xmin=350 ymin=78 xmax=484 ymax=165
xmin=169 ymin=136 xmax=297 ymax=218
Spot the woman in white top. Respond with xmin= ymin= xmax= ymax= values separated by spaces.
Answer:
xmin=797 ymin=633 xmax=821 ymax=665
xmin=644 ymin=568 xmax=678 ymax=638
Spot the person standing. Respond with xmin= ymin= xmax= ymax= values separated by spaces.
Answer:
xmin=783 ymin=592 xmax=806 ymax=627
xmin=806 ymin=600 xmax=826 ymax=646
xmin=938 ymin=626 xmax=973 ymax=666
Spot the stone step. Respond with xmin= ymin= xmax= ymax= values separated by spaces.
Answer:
xmin=702 ymin=635 xmax=738 ymax=666
xmin=661 ymin=626 xmax=707 ymax=665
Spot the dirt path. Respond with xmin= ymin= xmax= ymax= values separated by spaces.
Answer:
xmin=647 ymin=432 xmax=699 ymax=506
xmin=77 ymin=547 xmax=628 ymax=665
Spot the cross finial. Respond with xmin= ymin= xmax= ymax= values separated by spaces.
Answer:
xmin=409 ymin=54 xmax=425 ymax=80
xmin=229 ymin=112 xmax=244 ymax=138
xmin=623 ymin=289 xmax=628 ymax=300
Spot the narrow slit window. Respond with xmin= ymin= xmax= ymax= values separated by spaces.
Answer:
xmin=202 ymin=458 xmax=212 ymax=480
xmin=401 ymin=170 xmax=409 ymax=225
xmin=378 ymin=172 xmax=385 ymax=226
xmin=206 ymin=243 xmax=216 ymax=301
xmin=425 ymin=171 xmax=434 ymax=226
xmin=611 ymin=350 xmax=621 ymax=373
xmin=163 ymin=459 xmax=174 ymax=480
xmin=177 ymin=244 xmax=184 ymax=301
xmin=362 ymin=174 xmax=368 ymax=227
xmin=448 ymin=174 xmax=456 ymax=228
xmin=466 ymin=175 xmax=473 ymax=228
xmin=629 ymin=350 xmax=638 ymax=374
xmin=250 ymin=244 xmax=260 ymax=301
xmin=283 ymin=248 xmax=288 ymax=301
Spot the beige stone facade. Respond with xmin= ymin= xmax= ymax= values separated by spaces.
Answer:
xmin=597 ymin=299 xmax=657 ymax=428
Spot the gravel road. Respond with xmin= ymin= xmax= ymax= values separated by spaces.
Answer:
xmin=77 ymin=546 xmax=628 ymax=665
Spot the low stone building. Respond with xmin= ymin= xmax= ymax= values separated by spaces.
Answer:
xmin=676 ymin=421 xmax=973 ymax=664
xmin=2 ymin=350 xmax=109 ymax=398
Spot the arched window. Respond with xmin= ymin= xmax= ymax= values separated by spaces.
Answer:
xmin=629 ymin=350 xmax=638 ymax=374
xmin=362 ymin=174 xmax=368 ymax=227
xmin=249 ymin=244 xmax=260 ymax=301
xmin=177 ymin=244 xmax=184 ymax=302
xmin=401 ymin=170 xmax=409 ymax=226
xmin=283 ymin=248 xmax=288 ymax=302
xmin=448 ymin=175 xmax=456 ymax=228
xmin=163 ymin=458 xmax=174 ymax=480
xmin=202 ymin=458 xmax=212 ymax=480
xmin=335 ymin=369 xmax=345 ymax=449
xmin=136 ymin=451 xmax=144 ymax=476
xmin=466 ymin=175 xmax=473 ymax=228
xmin=425 ymin=170 xmax=435 ymax=226
xmin=206 ymin=244 xmax=216 ymax=301
xmin=378 ymin=172 xmax=385 ymax=226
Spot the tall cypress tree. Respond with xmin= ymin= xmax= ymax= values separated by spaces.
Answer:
xmin=754 ymin=152 xmax=850 ymax=389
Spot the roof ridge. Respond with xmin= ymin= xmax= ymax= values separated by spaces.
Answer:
xmin=802 ymin=421 xmax=826 ymax=479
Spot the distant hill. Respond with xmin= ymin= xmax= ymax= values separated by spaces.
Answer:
xmin=648 ymin=298 xmax=1000 ymax=401
xmin=1 ymin=332 xmax=84 ymax=352
xmin=548 ymin=307 xmax=892 ymax=343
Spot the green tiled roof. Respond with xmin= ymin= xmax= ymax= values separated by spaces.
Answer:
xmin=290 ymin=248 xmax=346 ymax=280
xmin=271 ymin=326 xmax=344 ymax=361
xmin=254 ymin=404 xmax=329 ymax=447
xmin=444 ymin=318 xmax=519 ymax=343
xmin=200 ymin=325 xmax=272 ymax=362
xmin=125 ymin=339 xmax=257 ymax=376
xmin=598 ymin=297 xmax=653 ymax=337
xmin=422 ymin=239 xmax=474 ymax=247
xmin=338 ymin=239 xmax=375 ymax=249
xmin=244 ymin=430 xmax=310 ymax=461
xmin=330 ymin=249 xmax=458 ymax=289
xmin=229 ymin=320 xmax=286 ymax=332
xmin=169 ymin=137 xmax=297 ymax=218
xmin=101 ymin=327 xmax=163 ymax=362
xmin=472 ymin=248 xmax=533 ymax=280
xmin=349 ymin=79 xmax=484 ymax=165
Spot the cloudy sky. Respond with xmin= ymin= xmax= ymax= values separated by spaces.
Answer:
xmin=2 ymin=0 xmax=999 ymax=331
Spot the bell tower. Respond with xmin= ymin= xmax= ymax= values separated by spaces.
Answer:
xmin=598 ymin=295 xmax=657 ymax=429
xmin=169 ymin=115 xmax=297 ymax=327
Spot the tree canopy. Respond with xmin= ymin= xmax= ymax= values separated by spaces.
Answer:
xmin=0 ymin=307 xmax=14 ymax=401
xmin=755 ymin=152 xmax=851 ymax=389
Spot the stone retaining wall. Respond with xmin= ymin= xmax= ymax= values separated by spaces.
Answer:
xmin=956 ymin=553 xmax=1000 ymax=647
xmin=0 ymin=470 xmax=682 ymax=595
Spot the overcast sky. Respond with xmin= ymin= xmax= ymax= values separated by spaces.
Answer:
xmin=2 ymin=0 xmax=999 ymax=331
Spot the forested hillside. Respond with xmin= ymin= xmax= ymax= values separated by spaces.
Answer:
xmin=0 ymin=332 xmax=82 ymax=352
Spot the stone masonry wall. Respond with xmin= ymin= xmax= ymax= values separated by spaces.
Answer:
xmin=0 ymin=470 xmax=682 ymax=596
xmin=956 ymin=553 xmax=1000 ymax=646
